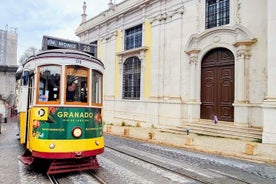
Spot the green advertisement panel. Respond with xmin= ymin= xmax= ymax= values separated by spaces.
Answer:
xmin=32 ymin=107 xmax=102 ymax=139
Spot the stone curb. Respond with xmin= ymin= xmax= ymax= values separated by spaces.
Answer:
xmin=104 ymin=126 xmax=276 ymax=164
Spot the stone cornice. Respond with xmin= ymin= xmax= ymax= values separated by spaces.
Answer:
xmin=76 ymin=0 xmax=153 ymax=36
xmin=233 ymin=38 xmax=257 ymax=47
xmin=185 ymin=49 xmax=200 ymax=56
xmin=116 ymin=46 xmax=149 ymax=58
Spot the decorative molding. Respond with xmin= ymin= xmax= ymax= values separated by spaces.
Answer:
xmin=150 ymin=6 xmax=184 ymax=24
xmin=234 ymin=38 xmax=257 ymax=58
xmin=236 ymin=0 xmax=241 ymax=24
xmin=236 ymin=49 xmax=251 ymax=58
xmin=213 ymin=36 xmax=221 ymax=43
xmin=116 ymin=46 xmax=149 ymax=64
xmin=185 ymin=49 xmax=201 ymax=64
xmin=185 ymin=24 xmax=255 ymax=52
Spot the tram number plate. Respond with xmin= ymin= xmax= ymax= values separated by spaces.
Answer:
xmin=76 ymin=59 xmax=82 ymax=64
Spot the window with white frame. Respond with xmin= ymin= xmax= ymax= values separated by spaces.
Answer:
xmin=124 ymin=25 xmax=142 ymax=50
xmin=205 ymin=0 xmax=229 ymax=29
xmin=122 ymin=57 xmax=141 ymax=100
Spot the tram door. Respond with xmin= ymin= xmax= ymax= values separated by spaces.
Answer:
xmin=200 ymin=48 xmax=234 ymax=122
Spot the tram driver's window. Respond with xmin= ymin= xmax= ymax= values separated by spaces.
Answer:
xmin=38 ymin=65 xmax=61 ymax=102
xmin=66 ymin=66 xmax=88 ymax=103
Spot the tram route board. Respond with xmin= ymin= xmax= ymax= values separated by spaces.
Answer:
xmin=42 ymin=35 xmax=97 ymax=57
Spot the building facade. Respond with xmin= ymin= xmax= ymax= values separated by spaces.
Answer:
xmin=0 ymin=26 xmax=17 ymax=66
xmin=76 ymin=0 xmax=276 ymax=144
xmin=0 ymin=26 xmax=18 ymax=119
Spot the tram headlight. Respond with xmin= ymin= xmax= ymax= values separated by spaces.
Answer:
xmin=95 ymin=140 xmax=99 ymax=146
xmin=72 ymin=127 xmax=82 ymax=138
xmin=49 ymin=143 xmax=55 ymax=149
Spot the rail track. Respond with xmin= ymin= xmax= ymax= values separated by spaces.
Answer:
xmin=105 ymin=145 xmax=251 ymax=184
xmin=47 ymin=171 xmax=107 ymax=184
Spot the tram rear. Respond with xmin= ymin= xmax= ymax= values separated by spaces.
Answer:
xmin=17 ymin=47 xmax=104 ymax=174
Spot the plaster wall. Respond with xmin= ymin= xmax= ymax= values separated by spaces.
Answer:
xmin=76 ymin=0 xmax=275 ymax=142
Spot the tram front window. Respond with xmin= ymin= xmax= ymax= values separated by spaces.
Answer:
xmin=38 ymin=65 xmax=61 ymax=102
xmin=66 ymin=66 xmax=88 ymax=103
xmin=66 ymin=76 xmax=87 ymax=102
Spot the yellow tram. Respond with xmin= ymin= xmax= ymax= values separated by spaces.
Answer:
xmin=16 ymin=36 xmax=104 ymax=174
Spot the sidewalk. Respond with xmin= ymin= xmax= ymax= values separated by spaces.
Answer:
xmin=104 ymin=125 xmax=276 ymax=164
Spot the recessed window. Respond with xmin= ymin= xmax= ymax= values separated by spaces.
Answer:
xmin=125 ymin=25 xmax=142 ymax=50
xmin=122 ymin=57 xmax=141 ymax=100
xmin=205 ymin=0 xmax=229 ymax=29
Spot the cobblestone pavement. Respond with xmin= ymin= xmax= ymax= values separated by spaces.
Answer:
xmin=104 ymin=134 xmax=276 ymax=183
xmin=0 ymin=118 xmax=24 ymax=184
xmin=104 ymin=125 xmax=276 ymax=164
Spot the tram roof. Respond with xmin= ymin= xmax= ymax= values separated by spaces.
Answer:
xmin=22 ymin=49 xmax=103 ymax=66
xmin=15 ymin=49 xmax=104 ymax=80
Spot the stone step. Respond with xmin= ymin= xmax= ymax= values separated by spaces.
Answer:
xmin=179 ymin=123 xmax=262 ymax=135
xmin=197 ymin=120 xmax=262 ymax=131
xmin=161 ymin=121 xmax=262 ymax=142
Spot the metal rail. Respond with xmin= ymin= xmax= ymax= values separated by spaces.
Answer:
xmin=87 ymin=170 xmax=108 ymax=184
xmin=47 ymin=174 xmax=59 ymax=184
xmin=105 ymin=145 xmax=251 ymax=184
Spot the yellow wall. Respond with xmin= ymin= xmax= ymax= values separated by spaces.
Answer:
xmin=144 ymin=20 xmax=151 ymax=98
xmin=113 ymin=22 xmax=152 ymax=99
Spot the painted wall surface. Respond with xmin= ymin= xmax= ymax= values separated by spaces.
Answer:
xmin=76 ymin=0 xmax=276 ymax=143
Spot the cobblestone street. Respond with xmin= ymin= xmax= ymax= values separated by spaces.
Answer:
xmin=0 ymin=118 xmax=24 ymax=184
xmin=1 ymin=118 xmax=276 ymax=183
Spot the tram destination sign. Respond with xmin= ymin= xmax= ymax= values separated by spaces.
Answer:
xmin=42 ymin=35 xmax=97 ymax=56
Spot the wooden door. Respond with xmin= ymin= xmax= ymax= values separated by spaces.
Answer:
xmin=201 ymin=48 xmax=234 ymax=122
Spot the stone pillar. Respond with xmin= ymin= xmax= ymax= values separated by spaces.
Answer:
xmin=187 ymin=50 xmax=200 ymax=101
xmin=233 ymin=40 xmax=256 ymax=126
xmin=185 ymin=49 xmax=201 ymax=122
xmin=235 ymin=48 xmax=248 ymax=102
xmin=262 ymin=0 xmax=276 ymax=144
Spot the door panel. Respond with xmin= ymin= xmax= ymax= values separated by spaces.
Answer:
xmin=201 ymin=67 xmax=216 ymax=119
xmin=201 ymin=48 xmax=234 ymax=122
xmin=218 ymin=66 xmax=234 ymax=121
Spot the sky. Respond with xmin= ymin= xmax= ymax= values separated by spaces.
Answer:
xmin=0 ymin=0 xmax=124 ymax=61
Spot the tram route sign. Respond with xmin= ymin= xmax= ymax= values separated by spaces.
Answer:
xmin=42 ymin=35 xmax=97 ymax=57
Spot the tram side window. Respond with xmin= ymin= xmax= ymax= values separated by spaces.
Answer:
xmin=66 ymin=66 xmax=88 ymax=103
xmin=38 ymin=65 xmax=61 ymax=102
xmin=22 ymin=71 xmax=29 ymax=86
xmin=28 ymin=76 xmax=35 ymax=105
xmin=92 ymin=70 xmax=102 ymax=105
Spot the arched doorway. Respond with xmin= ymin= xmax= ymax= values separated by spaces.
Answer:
xmin=200 ymin=48 xmax=234 ymax=122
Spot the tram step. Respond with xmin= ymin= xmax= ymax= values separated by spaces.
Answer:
xmin=47 ymin=157 xmax=99 ymax=174
xmin=18 ymin=151 xmax=35 ymax=165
